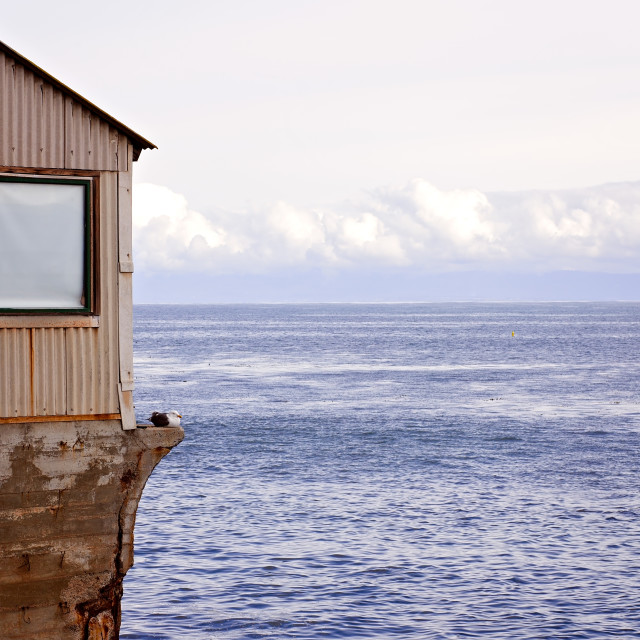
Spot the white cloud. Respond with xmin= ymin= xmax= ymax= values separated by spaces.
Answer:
xmin=133 ymin=184 xmax=229 ymax=271
xmin=132 ymin=180 xmax=640 ymax=274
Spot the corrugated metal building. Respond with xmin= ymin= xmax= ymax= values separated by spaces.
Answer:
xmin=0 ymin=40 xmax=155 ymax=429
xmin=0 ymin=42 xmax=183 ymax=640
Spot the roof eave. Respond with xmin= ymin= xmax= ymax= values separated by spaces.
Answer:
xmin=0 ymin=40 xmax=157 ymax=160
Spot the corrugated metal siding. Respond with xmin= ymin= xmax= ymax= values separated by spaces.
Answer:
xmin=41 ymin=83 xmax=65 ymax=168
xmin=65 ymin=173 xmax=120 ymax=416
xmin=0 ymin=49 xmax=122 ymax=171
xmin=1 ymin=51 xmax=47 ymax=168
xmin=0 ymin=329 xmax=31 ymax=417
xmin=65 ymin=99 xmax=121 ymax=172
xmin=33 ymin=328 xmax=66 ymax=415
xmin=0 ymin=172 xmax=122 ymax=419
xmin=65 ymin=327 xmax=99 ymax=415
xmin=0 ymin=47 xmax=136 ymax=423
xmin=1 ymin=50 xmax=22 ymax=167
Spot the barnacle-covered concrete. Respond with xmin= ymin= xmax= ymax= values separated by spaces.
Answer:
xmin=0 ymin=421 xmax=183 ymax=639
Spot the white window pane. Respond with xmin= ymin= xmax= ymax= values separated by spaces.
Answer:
xmin=0 ymin=180 xmax=87 ymax=309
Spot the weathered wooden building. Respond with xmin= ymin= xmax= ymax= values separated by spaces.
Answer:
xmin=0 ymin=41 xmax=183 ymax=639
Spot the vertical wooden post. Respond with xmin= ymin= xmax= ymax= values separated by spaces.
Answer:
xmin=117 ymin=141 xmax=136 ymax=430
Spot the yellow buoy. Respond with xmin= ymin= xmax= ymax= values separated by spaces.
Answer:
xmin=512 ymin=330 xmax=515 ymax=337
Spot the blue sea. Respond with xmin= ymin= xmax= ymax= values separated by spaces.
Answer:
xmin=121 ymin=303 xmax=640 ymax=639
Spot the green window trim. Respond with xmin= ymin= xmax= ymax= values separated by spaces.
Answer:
xmin=0 ymin=175 xmax=93 ymax=314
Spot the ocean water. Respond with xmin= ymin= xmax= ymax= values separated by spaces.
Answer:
xmin=121 ymin=303 xmax=640 ymax=639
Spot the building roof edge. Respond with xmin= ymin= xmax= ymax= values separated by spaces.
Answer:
xmin=0 ymin=40 xmax=157 ymax=159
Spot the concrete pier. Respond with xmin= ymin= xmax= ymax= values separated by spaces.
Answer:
xmin=0 ymin=421 xmax=183 ymax=639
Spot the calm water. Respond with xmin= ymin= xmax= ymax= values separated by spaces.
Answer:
xmin=121 ymin=303 xmax=640 ymax=639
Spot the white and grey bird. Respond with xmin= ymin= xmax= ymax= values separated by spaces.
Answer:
xmin=148 ymin=410 xmax=182 ymax=427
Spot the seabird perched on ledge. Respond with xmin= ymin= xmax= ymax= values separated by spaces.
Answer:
xmin=148 ymin=410 xmax=182 ymax=427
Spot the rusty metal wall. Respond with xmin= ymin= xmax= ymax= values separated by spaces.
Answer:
xmin=0 ymin=49 xmax=126 ymax=172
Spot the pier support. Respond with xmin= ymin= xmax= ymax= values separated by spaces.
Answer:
xmin=0 ymin=421 xmax=183 ymax=639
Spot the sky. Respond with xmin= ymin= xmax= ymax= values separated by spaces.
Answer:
xmin=4 ymin=0 xmax=640 ymax=301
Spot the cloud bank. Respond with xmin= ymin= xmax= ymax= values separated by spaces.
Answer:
xmin=133 ymin=180 xmax=640 ymax=278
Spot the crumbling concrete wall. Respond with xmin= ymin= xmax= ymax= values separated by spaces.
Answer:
xmin=0 ymin=420 xmax=183 ymax=639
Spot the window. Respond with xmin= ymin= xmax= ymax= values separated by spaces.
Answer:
xmin=0 ymin=175 xmax=92 ymax=313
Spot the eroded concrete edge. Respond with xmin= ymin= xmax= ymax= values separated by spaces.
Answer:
xmin=0 ymin=421 xmax=183 ymax=640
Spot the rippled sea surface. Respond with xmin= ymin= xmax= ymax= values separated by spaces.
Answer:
xmin=121 ymin=303 xmax=640 ymax=639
